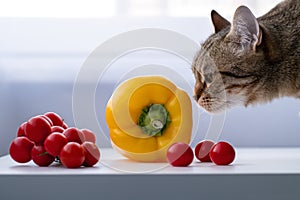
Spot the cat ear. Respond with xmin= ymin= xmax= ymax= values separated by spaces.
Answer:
xmin=211 ymin=10 xmax=231 ymax=33
xmin=227 ymin=6 xmax=262 ymax=51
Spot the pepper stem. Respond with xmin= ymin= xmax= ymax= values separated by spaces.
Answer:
xmin=138 ymin=104 xmax=171 ymax=137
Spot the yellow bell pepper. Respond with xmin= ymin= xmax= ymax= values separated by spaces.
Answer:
xmin=106 ymin=76 xmax=192 ymax=162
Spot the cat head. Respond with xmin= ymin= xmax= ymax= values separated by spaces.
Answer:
xmin=192 ymin=6 xmax=263 ymax=113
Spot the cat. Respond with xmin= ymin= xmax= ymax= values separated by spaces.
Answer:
xmin=192 ymin=0 xmax=300 ymax=113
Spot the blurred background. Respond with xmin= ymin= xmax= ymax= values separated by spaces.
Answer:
xmin=1 ymin=0 xmax=299 ymax=156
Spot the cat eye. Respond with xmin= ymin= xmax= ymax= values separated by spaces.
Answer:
xmin=219 ymin=71 xmax=253 ymax=79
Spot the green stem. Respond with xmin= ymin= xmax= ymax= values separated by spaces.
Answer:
xmin=38 ymin=151 xmax=49 ymax=156
xmin=138 ymin=104 xmax=171 ymax=137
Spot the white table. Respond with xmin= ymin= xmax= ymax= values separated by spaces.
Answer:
xmin=1 ymin=148 xmax=300 ymax=200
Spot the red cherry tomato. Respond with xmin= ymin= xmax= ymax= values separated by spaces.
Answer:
xmin=25 ymin=116 xmax=52 ymax=144
xmin=31 ymin=145 xmax=55 ymax=167
xmin=81 ymin=142 xmax=100 ymax=167
xmin=195 ymin=140 xmax=215 ymax=162
xmin=9 ymin=137 xmax=34 ymax=163
xmin=209 ymin=141 xmax=236 ymax=165
xmin=40 ymin=115 xmax=53 ymax=126
xmin=17 ymin=122 xmax=27 ymax=137
xmin=44 ymin=112 xmax=64 ymax=127
xmin=166 ymin=142 xmax=194 ymax=167
xmin=81 ymin=129 xmax=96 ymax=143
xmin=51 ymin=126 xmax=65 ymax=133
xmin=63 ymin=127 xmax=85 ymax=144
xmin=60 ymin=142 xmax=85 ymax=168
xmin=44 ymin=132 xmax=68 ymax=156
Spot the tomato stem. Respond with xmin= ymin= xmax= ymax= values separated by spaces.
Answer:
xmin=138 ymin=104 xmax=171 ymax=137
xmin=38 ymin=151 xmax=49 ymax=156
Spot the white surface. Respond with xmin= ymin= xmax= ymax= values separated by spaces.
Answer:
xmin=1 ymin=148 xmax=300 ymax=175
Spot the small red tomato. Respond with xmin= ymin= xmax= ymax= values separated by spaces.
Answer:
xmin=31 ymin=145 xmax=55 ymax=167
xmin=60 ymin=142 xmax=85 ymax=168
xmin=81 ymin=142 xmax=100 ymax=167
xmin=166 ymin=142 xmax=194 ymax=167
xmin=51 ymin=126 xmax=65 ymax=133
xmin=194 ymin=140 xmax=215 ymax=162
xmin=44 ymin=112 xmax=64 ymax=127
xmin=81 ymin=129 xmax=96 ymax=143
xmin=9 ymin=137 xmax=34 ymax=163
xmin=209 ymin=141 xmax=236 ymax=165
xmin=25 ymin=116 xmax=52 ymax=144
xmin=62 ymin=122 xmax=68 ymax=129
xmin=39 ymin=115 xmax=53 ymax=126
xmin=17 ymin=122 xmax=27 ymax=137
xmin=44 ymin=132 xmax=68 ymax=156
xmin=63 ymin=127 xmax=85 ymax=144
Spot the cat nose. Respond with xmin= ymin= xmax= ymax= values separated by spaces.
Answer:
xmin=193 ymin=94 xmax=201 ymax=101
xmin=194 ymin=82 xmax=203 ymax=100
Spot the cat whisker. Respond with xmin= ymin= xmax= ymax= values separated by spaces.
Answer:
xmin=198 ymin=97 xmax=228 ymax=113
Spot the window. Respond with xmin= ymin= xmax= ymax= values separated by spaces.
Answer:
xmin=0 ymin=0 xmax=116 ymax=18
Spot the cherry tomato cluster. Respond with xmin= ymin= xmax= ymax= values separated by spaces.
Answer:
xmin=9 ymin=112 xmax=100 ymax=168
xmin=166 ymin=140 xmax=235 ymax=167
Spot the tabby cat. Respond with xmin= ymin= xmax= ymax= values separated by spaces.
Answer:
xmin=192 ymin=0 xmax=300 ymax=113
